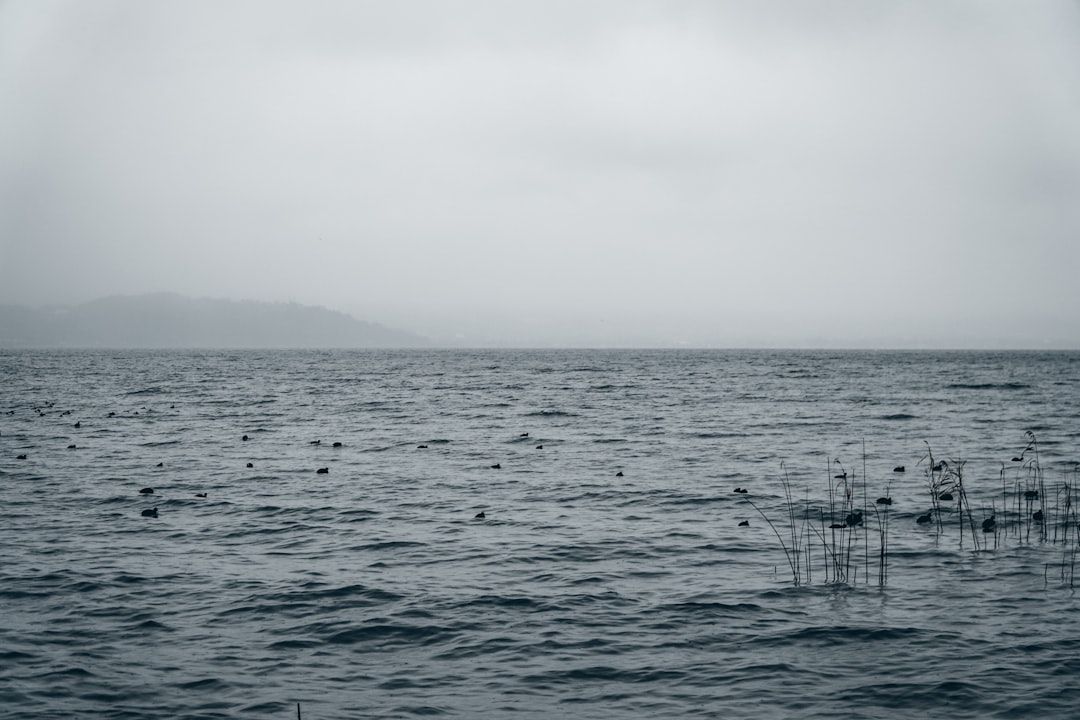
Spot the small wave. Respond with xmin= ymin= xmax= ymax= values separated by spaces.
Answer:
xmin=270 ymin=583 xmax=403 ymax=604
xmin=524 ymin=410 xmax=578 ymax=417
xmin=354 ymin=540 xmax=428 ymax=552
xmin=112 ymin=573 xmax=149 ymax=585
xmin=467 ymin=594 xmax=542 ymax=609
xmin=661 ymin=601 xmax=765 ymax=615
xmin=522 ymin=664 xmax=685 ymax=685
xmin=38 ymin=666 xmax=97 ymax=680
xmin=340 ymin=509 xmax=379 ymax=522
xmin=222 ymin=526 xmax=314 ymax=539
xmin=124 ymin=387 xmax=164 ymax=396
xmin=0 ymin=589 xmax=51 ymax=599
xmin=835 ymin=678 xmax=989 ymax=715
xmin=946 ymin=382 xmax=1030 ymax=390
xmin=390 ymin=704 xmax=449 ymax=716
xmin=324 ymin=623 xmax=453 ymax=646
xmin=774 ymin=625 xmax=927 ymax=647
xmin=240 ymin=701 xmax=292 ymax=714
xmin=266 ymin=639 xmax=321 ymax=650
xmin=175 ymin=677 xmax=230 ymax=692
xmin=659 ymin=496 xmax=726 ymax=508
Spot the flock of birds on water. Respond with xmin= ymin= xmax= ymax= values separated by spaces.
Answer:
xmin=4 ymin=403 xmax=1036 ymax=537
xmin=6 ymin=404 xmax=602 ymax=522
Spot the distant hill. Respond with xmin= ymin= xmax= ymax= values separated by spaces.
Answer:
xmin=0 ymin=294 xmax=428 ymax=348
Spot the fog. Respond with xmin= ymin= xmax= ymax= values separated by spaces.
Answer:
xmin=2 ymin=1 xmax=1079 ymax=347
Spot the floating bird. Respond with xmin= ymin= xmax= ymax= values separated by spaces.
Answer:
xmin=894 ymin=466 xmax=905 ymax=473
xmin=939 ymin=492 xmax=953 ymax=501
xmin=474 ymin=511 xmax=486 ymax=519
xmin=616 ymin=471 xmax=623 ymax=477
xmin=1033 ymin=510 xmax=1044 ymax=523
xmin=108 ymin=412 xmax=115 ymax=417
xmin=417 ymin=445 xmax=428 ymax=449
xmin=1012 ymin=457 xmax=1023 ymax=462
xmin=17 ymin=454 xmax=27 ymax=459
xmin=735 ymin=488 xmax=749 ymax=494
xmin=932 ymin=462 xmax=943 ymax=472
xmin=982 ymin=516 xmax=996 ymax=533
xmin=876 ymin=497 xmax=893 ymax=505
xmin=195 ymin=493 xmax=207 ymax=498
xmin=310 ymin=440 xmax=321 ymax=445
xmin=139 ymin=487 xmax=154 ymax=494
xmin=74 ymin=421 xmax=81 ymax=428
xmin=246 ymin=462 xmax=253 ymax=468
xmin=834 ymin=472 xmax=847 ymax=479
xmin=67 ymin=444 xmax=76 ymax=449
xmin=156 ymin=462 xmax=163 ymax=468
xmin=536 ymin=445 xmax=543 ymax=449
xmin=845 ymin=511 xmax=863 ymax=527
xmin=141 ymin=508 xmax=158 ymax=518
xmin=242 ymin=435 xmax=249 ymax=441
xmin=520 ymin=433 xmax=529 ymax=437
xmin=916 ymin=512 xmax=933 ymax=524
xmin=738 ymin=520 xmax=750 ymax=527
xmin=332 ymin=442 xmax=342 ymax=448
xmin=490 ymin=463 xmax=501 ymax=469
xmin=316 ymin=467 xmax=329 ymax=474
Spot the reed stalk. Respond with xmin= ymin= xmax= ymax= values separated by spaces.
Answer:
xmin=922 ymin=443 xmax=944 ymax=534
xmin=780 ymin=463 xmax=801 ymax=585
xmin=744 ymin=495 xmax=800 ymax=586
xmin=862 ymin=440 xmax=870 ymax=586
xmin=999 ymin=463 xmax=1009 ymax=539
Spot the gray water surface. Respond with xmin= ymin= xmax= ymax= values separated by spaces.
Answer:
xmin=2 ymin=349 xmax=1079 ymax=718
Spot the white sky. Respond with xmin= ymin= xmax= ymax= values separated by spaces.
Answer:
xmin=2 ymin=0 xmax=1079 ymax=347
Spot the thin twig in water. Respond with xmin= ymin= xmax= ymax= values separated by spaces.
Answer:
xmin=744 ymin=496 xmax=800 ymax=586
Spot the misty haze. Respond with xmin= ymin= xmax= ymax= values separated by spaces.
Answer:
xmin=2 ymin=1 xmax=1078 ymax=348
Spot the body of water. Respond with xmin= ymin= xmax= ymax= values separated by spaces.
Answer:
xmin=2 ymin=349 xmax=1079 ymax=718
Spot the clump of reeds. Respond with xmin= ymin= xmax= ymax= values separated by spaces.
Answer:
xmin=1014 ymin=431 xmax=1047 ymax=543
xmin=919 ymin=444 xmax=982 ymax=550
xmin=920 ymin=443 xmax=947 ymax=534
xmin=747 ymin=448 xmax=891 ymax=587
xmin=917 ymin=433 xmax=1080 ymax=565
xmin=742 ymin=432 xmax=1080 ymax=588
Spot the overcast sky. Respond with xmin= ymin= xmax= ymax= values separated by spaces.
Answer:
xmin=2 ymin=1 xmax=1079 ymax=347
